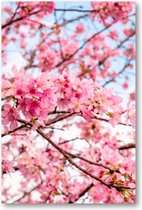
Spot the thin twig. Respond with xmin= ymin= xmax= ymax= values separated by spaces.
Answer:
xmin=103 ymin=58 xmax=133 ymax=87
xmin=69 ymin=183 xmax=94 ymax=203
xmin=2 ymin=125 xmax=28 ymax=137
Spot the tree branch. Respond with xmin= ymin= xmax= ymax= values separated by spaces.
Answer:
xmin=2 ymin=125 xmax=28 ymax=137
xmin=93 ymin=115 xmax=132 ymax=127
xmin=55 ymin=8 xmax=98 ymax=13
xmin=37 ymin=128 xmax=135 ymax=191
xmin=69 ymin=183 xmax=94 ymax=203
xmin=119 ymin=143 xmax=136 ymax=150
xmin=63 ymin=150 xmax=119 ymax=173
xmin=52 ymin=13 xmax=135 ymax=70
xmin=103 ymin=58 xmax=133 ymax=87
xmin=45 ymin=112 xmax=78 ymax=126
xmin=2 ymin=10 xmax=41 ymax=29
xmin=78 ymin=31 xmax=135 ymax=77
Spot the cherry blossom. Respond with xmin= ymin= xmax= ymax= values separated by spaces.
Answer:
xmin=2 ymin=1 xmax=136 ymax=204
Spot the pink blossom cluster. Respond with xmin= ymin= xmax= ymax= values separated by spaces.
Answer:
xmin=2 ymin=66 xmax=124 ymax=131
xmin=36 ymin=38 xmax=79 ymax=72
xmin=91 ymin=2 xmax=134 ymax=25
xmin=17 ymin=2 xmax=55 ymax=16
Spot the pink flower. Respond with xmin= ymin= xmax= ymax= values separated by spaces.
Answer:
xmin=18 ymin=98 xmax=41 ymax=120
xmin=2 ymin=160 xmax=14 ymax=174
xmin=91 ymin=2 xmax=133 ymax=25
xmin=123 ymin=44 xmax=135 ymax=58
xmin=11 ymin=65 xmax=24 ymax=78
xmin=108 ymin=30 xmax=118 ymax=40
xmin=124 ymin=29 xmax=135 ymax=37
xmin=123 ymin=81 xmax=129 ymax=89
xmin=25 ymin=79 xmax=42 ymax=98
xmin=40 ymin=2 xmax=55 ymax=13
xmin=76 ymin=24 xmax=85 ymax=34
xmin=130 ymin=92 xmax=136 ymax=101
xmin=2 ymin=104 xmax=19 ymax=130
xmin=17 ymin=2 xmax=55 ymax=17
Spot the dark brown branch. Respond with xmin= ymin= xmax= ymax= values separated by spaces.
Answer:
xmin=2 ymin=10 xmax=41 ymax=29
xmin=2 ymin=112 xmax=76 ymax=137
xmin=49 ymin=110 xmax=71 ymax=115
xmin=119 ymin=143 xmax=136 ymax=150
xmin=2 ymin=96 xmax=14 ymax=101
xmin=69 ymin=183 xmax=94 ymax=203
xmin=93 ymin=115 xmax=132 ymax=127
xmin=45 ymin=112 xmax=78 ymax=126
xmin=2 ymin=8 xmax=96 ymax=30
xmin=9 ymin=4 xmax=20 ymax=23
xmin=37 ymin=128 xmax=135 ymax=191
xmin=2 ymin=125 xmax=28 ymax=137
xmin=59 ymin=137 xmax=84 ymax=145
xmin=62 ymin=14 xmax=88 ymax=25
xmin=63 ymin=150 xmax=117 ymax=172
xmin=48 ymin=110 xmax=131 ymax=127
